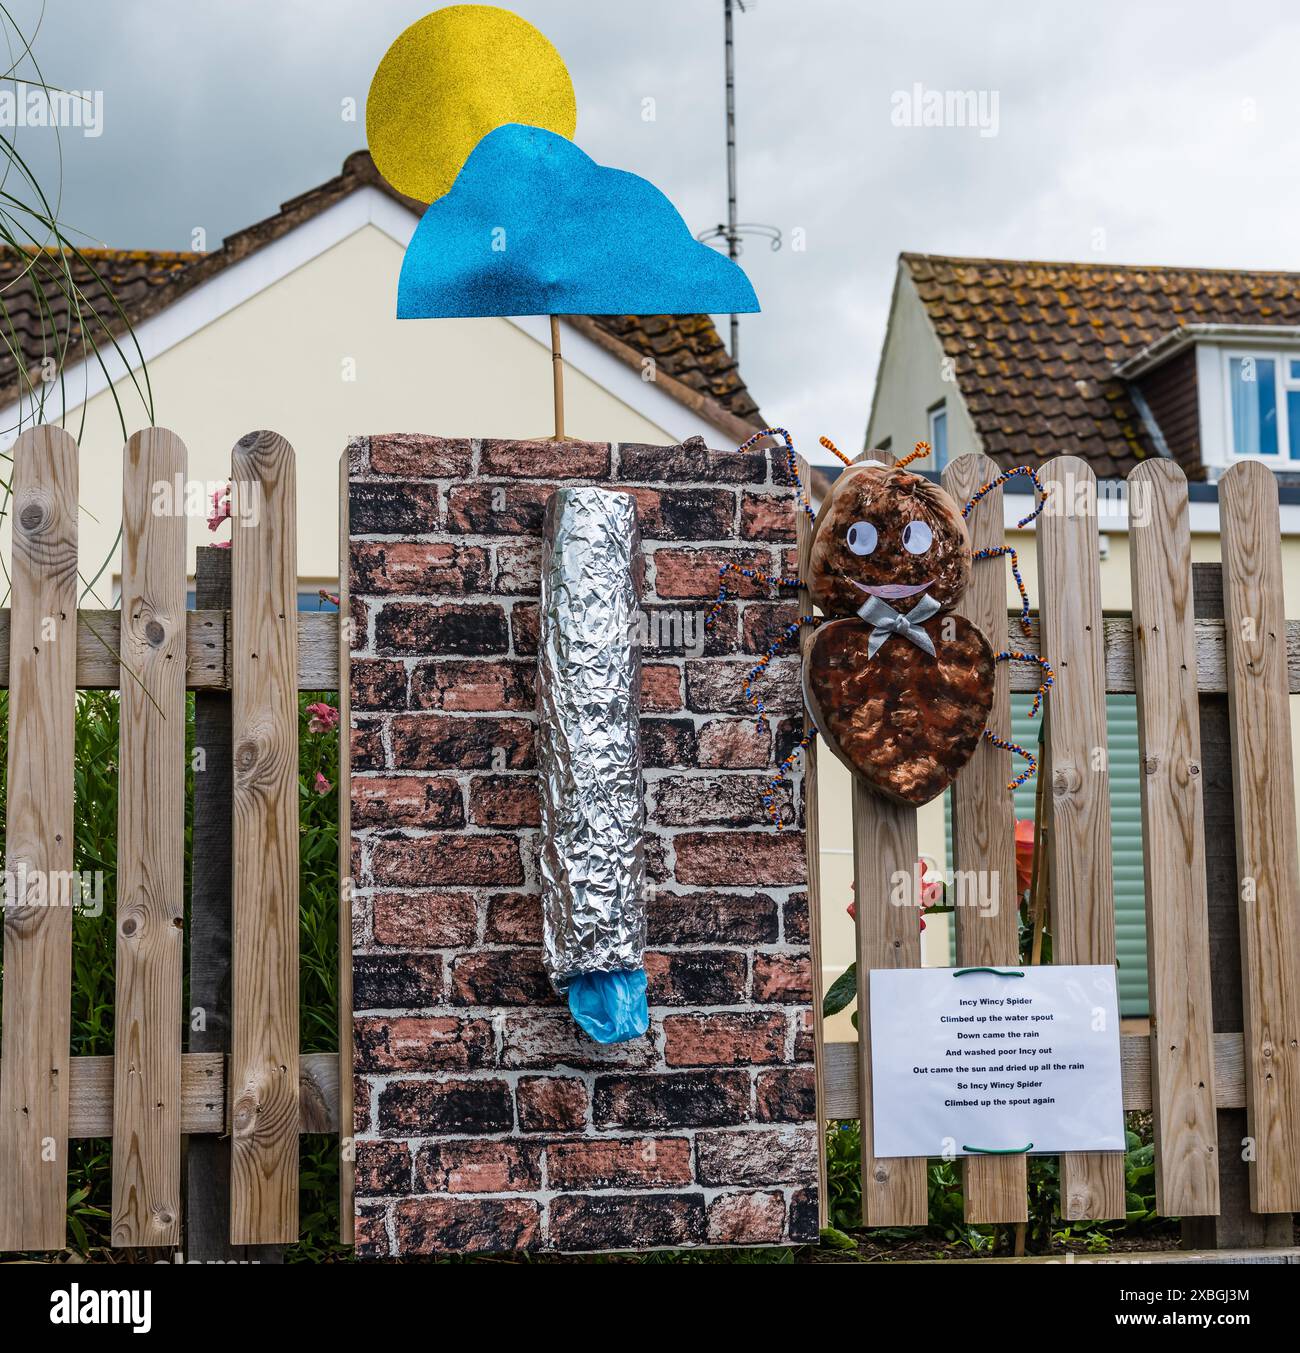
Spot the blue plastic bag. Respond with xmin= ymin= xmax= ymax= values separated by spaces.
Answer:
xmin=568 ymin=969 xmax=649 ymax=1044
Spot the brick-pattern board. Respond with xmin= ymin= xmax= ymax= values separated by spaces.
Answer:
xmin=348 ymin=434 xmax=819 ymax=1255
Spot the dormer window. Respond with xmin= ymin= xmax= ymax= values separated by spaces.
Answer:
xmin=1226 ymin=350 xmax=1300 ymax=460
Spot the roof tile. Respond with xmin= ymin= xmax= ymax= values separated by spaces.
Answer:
xmin=902 ymin=253 xmax=1300 ymax=475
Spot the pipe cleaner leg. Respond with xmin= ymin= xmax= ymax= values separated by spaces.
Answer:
xmin=765 ymin=727 xmax=816 ymax=831
xmin=965 ymin=467 xmax=1051 ymax=638
xmin=986 ymin=650 xmax=1055 ymax=791
xmin=962 ymin=464 xmax=1052 ymax=529
xmin=736 ymin=426 xmax=817 ymax=525
xmin=705 ymin=562 xmax=801 ymax=632
xmin=972 ymin=544 xmax=1034 ymax=637
xmin=748 ymin=615 xmax=819 ymax=829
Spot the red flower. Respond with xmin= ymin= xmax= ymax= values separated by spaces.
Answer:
xmin=1015 ymin=819 xmax=1035 ymax=896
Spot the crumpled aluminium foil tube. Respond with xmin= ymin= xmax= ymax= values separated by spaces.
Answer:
xmin=537 ymin=487 xmax=647 ymax=992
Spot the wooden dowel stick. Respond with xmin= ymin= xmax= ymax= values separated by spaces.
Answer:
xmin=550 ymin=314 xmax=565 ymax=441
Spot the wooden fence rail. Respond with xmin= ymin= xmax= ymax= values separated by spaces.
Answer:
xmin=0 ymin=427 xmax=348 ymax=1255
xmin=812 ymin=452 xmax=1300 ymax=1248
xmin=4 ymin=608 xmax=1300 ymax=698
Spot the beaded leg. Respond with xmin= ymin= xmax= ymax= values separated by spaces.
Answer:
xmin=984 ymin=650 xmax=1056 ymax=791
xmin=961 ymin=464 xmax=1051 ymax=528
xmin=972 ymin=544 xmax=1034 ymax=636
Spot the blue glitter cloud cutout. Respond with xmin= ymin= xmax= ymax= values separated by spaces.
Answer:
xmin=397 ymin=123 xmax=759 ymax=318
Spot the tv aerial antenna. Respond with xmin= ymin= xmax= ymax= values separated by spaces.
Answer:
xmin=696 ymin=0 xmax=781 ymax=364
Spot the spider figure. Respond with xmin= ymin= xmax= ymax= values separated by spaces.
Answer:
xmin=707 ymin=429 xmax=1054 ymax=826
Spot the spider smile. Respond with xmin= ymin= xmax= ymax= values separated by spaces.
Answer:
xmin=845 ymin=577 xmax=934 ymax=600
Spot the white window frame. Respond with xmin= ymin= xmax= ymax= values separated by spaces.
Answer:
xmin=1219 ymin=346 xmax=1300 ymax=466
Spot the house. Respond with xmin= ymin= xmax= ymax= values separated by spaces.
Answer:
xmin=838 ymin=253 xmax=1300 ymax=1027
xmin=0 ymin=150 xmax=764 ymax=596
xmin=868 ymin=252 xmax=1300 ymax=483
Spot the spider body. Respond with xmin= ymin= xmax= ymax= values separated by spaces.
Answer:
xmin=804 ymin=461 xmax=995 ymax=805
xmin=708 ymin=430 xmax=1054 ymax=828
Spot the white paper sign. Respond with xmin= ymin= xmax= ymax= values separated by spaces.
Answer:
xmin=869 ymin=964 xmax=1124 ymax=1158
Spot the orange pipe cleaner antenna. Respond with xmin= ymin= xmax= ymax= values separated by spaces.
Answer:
xmin=818 ymin=435 xmax=853 ymax=466
xmin=894 ymin=439 xmax=932 ymax=470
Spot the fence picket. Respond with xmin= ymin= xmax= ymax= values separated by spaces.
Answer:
xmin=848 ymin=448 xmax=928 ymax=1226
xmin=1036 ymin=455 xmax=1126 ymax=1220
xmin=229 ymin=431 xmax=300 ymax=1244
xmin=1127 ymin=459 xmax=1219 ymax=1217
xmin=942 ymin=453 xmax=1028 ymax=1224
xmin=795 ymin=453 xmax=829 ymax=1228
xmin=111 ymin=429 xmax=189 ymax=1247
xmin=1218 ymin=460 xmax=1300 ymax=1213
xmin=0 ymin=427 xmax=79 ymax=1251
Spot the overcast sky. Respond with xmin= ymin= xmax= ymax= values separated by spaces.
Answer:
xmin=9 ymin=0 xmax=1300 ymax=465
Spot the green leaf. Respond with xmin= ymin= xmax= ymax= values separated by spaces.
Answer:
xmin=819 ymin=1226 xmax=857 ymax=1251
xmin=823 ymin=963 xmax=858 ymax=1018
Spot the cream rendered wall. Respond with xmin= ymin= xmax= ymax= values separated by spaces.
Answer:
xmin=864 ymin=266 xmax=980 ymax=458
xmin=3 ymin=223 xmax=676 ymax=597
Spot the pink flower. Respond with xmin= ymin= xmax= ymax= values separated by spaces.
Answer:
xmin=848 ymin=861 xmax=942 ymax=932
xmin=212 ymin=539 xmax=231 ymax=549
xmin=306 ymin=701 xmax=339 ymax=734
xmin=313 ymin=771 xmax=331 ymax=795
xmin=207 ymin=484 xmax=231 ymax=533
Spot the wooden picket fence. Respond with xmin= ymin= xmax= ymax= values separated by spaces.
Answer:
xmin=0 ymin=425 xmax=352 ymax=1254
xmin=3 ymin=426 xmax=1297 ymax=1258
xmin=811 ymin=450 xmax=1300 ymax=1253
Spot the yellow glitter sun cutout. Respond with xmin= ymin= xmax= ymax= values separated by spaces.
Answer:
xmin=366 ymin=4 xmax=577 ymax=205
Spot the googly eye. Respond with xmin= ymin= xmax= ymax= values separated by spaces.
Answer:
xmin=846 ymin=520 xmax=878 ymax=556
xmin=902 ymin=520 xmax=933 ymax=555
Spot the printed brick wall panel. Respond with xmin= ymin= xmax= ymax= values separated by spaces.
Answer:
xmin=349 ymin=435 xmax=818 ymax=1256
